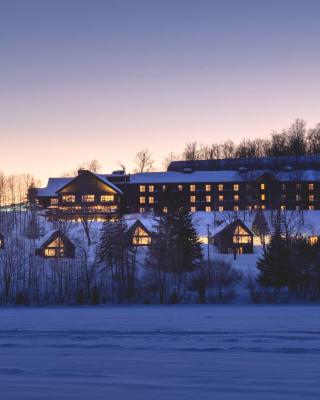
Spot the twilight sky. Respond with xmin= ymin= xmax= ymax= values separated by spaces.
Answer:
xmin=1 ymin=0 xmax=320 ymax=184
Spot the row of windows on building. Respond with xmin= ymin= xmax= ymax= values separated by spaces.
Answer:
xmin=50 ymin=194 xmax=115 ymax=205
xmin=138 ymin=204 xmax=317 ymax=213
xmin=139 ymin=193 xmax=317 ymax=204
xmin=138 ymin=183 xmax=316 ymax=193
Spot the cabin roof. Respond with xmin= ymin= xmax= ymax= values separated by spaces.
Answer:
xmin=212 ymin=219 xmax=253 ymax=238
xmin=37 ymin=172 xmax=123 ymax=197
xmin=37 ymin=230 xmax=75 ymax=249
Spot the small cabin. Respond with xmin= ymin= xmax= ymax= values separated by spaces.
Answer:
xmin=0 ymin=233 xmax=4 ymax=250
xmin=308 ymin=236 xmax=319 ymax=245
xmin=126 ymin=220 xmax=152 ymax=246
xmin=35 ymin=230 xmax=75 ymax=258
xmin=211 ymin=219 xmax=253 ymax=254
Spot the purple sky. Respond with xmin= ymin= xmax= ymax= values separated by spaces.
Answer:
xmin=1 ymin=0 xmax=320 ymax=183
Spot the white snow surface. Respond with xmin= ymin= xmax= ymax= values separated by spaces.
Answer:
xmin=1 ymin=305 xmax=320 ymax=400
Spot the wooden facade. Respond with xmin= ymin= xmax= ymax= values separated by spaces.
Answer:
xmin=212 ymin=219 xmax=254 ymax=254
xmin=35 ymin=230 xmax=75 ymax=258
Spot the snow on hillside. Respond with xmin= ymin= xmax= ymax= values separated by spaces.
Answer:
xmin=1 ymin=305 xmax=320 ymax=400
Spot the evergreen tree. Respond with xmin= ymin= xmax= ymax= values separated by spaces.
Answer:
xmin=252 ymin=209 xmax=269 ymax=252
xmin=256 ymin=218 xmax=290 ymax=290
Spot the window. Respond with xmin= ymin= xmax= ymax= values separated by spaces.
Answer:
xmin=233 ymin=184 xmax=239 ymax=191
xmin=149 ymin=185 xmax=154 ymax=192
xmin=234 ymin=194 xmax=239 ymax=201
xmin=139 ymin=196 xmax=146 ymax=204
xmin=309 ymin=183 xmax=314 ymax=191
xmin=190 ymin=196 xmax=196 ymax=203
xmin=309 ymin=195 xmax=314 ymax=202
xmin=309 ymin=236 xmax=319 ymax=245
xmin=205 ymin=184 xmax=211 ymax=192
xmin=139 ymin=207 xmax=145 ymax=213
xmin=309 ymin=205 xmax=315 ymax=210
xmin=101 ymin=195 xmax=114 ymax=202
xmin=190 ymin=206 xmax=196 ymax=212
xmin=282 ymin=184 xmax=286 ymax=191
xmin=234 ymin=205 xmax=239 ymax=211
xmin=218 ymin=195 xmax=224 ymax=202
xmin=218 ymin=206 xmax=224 ymax=212
xmin=281 ymin=205 xmax=286 ymax=210
xmin=206 ymin=195 xmax=211 ymax=202
xmin=233 ymin=225 xmax=252 ymax=244
xmin=260 ymin=183 xmax=265 ymax=190
xmin=205 ymin=206 xmax=211 ymax=212
xmin=247 ymin=205 xmax=252 ymax=211
xmin=139 ymin=185 xmax=146 ymax=192
xmin=45 ymin=237 xmax=65 ymax=257
xmin=178 ymin=184 xmax=183 ymax=191
xmin=190 ymin=184 xmax=196 ymax=192
xmin=50 ymin=198 xmax=58 ymax=206
xmin=62 ymin=195 xmax=75 ymax=203
xmin=132 ymin=226 xmax=151 ymax=246
xmin=296 ymin=194 xmax=301 ymax=201
xmin=218 ymin=184 xmax=223 ymax=191
xmin=261 ymin=194 xmax=266 ymax=201
xmin=149 ymin=196 xmax=154 ymax=204
xmin=163 ymin=207 xmax=168 ymax=213
xmin=261 ymin=205 xmax=266 ymax=210
xmin=82 ymin=194 xmax=95 ymax=203
xmin=110 ymin=205 xmax=117 ymax=212
xmin=162 ymin=185 xmax=166 ymax=191
xmin=296 ymin=183 xmax=302 ymax=190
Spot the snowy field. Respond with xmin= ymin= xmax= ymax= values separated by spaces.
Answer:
xmin=1 ymin=306 xmax=320 ymax=400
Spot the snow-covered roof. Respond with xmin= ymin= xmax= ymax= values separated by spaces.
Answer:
xmin=129 ymin=170 xmax=320 ymax=184
xmin=37 ymin=173 xmax=123 ymax=197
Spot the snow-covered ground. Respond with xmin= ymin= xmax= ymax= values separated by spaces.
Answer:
xmin=1 ymin=305 xmax=320 ymax=399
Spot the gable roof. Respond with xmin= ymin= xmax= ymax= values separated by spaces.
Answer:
xmin=213 ymin=219 xmax=253 ymax=238
xmin=37 ymin=230 xmax=75 ymax=250
xmin=125 ymin=219 xmax=152 ymax=238
xmin=37 ymin=171 xmax=123 ymax=197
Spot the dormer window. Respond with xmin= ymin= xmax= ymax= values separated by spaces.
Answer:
xmin=132 ymin=226 xmax=151 ymax=246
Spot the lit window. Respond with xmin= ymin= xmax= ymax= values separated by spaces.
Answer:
xmin=82 ymin=194 xmax=95 ymax=203
xmin=190 ymin=184 xmax=196 ymax=192
xmin=261 ymin=205 xmax=266 ymax=210
xmin=139 ymin=185 xmax=146 ymax=192
xmin=233 ymin=184 xmax=239 ymax=191
xmin=281 ymin=205 xmax=286 ymax=210
xmin=261 ymin=194 xmax=266 ymax=201
xmin=218 ymin=206 xmax=224 ymax=212
xmin=132 ymin=226 xmax=151 ymax=246
xmin=50 ymin=198 xmax=58 ymax=206
xmin=149 ymin=185 xmax=154 ymax=192
xmin=260 ymin=183 xmax=265 ymax=190
xmin=205 ymin=206 xmax=211 ymax=212
xmin=309 ymin=183 xmax=314 ymax=191
xmin=309 ymin=195 xmax=314 ymax=202
xmin=149 ymin=196 xmax=154 ymax=204
xmin=190 ymin=196 xmax=196 ymax=203
xmin=178 ymin=185 xmax=183 ymax=191
xmin=218 ymin=184 xmax=223 ymax=191
xmin=190 ymin=206 xmax=196 ymax=212
xmin=309 ymin=205 xmax=315 ymax=210
xmin=101 ymin=195 xmax=114 ymax=202
xmin=139 ymin=196 xmax=146 ymax=204
xmin=163 ymin=207 xmax=168 ymax=213
xmin=110 ymin=205 xmax=117 ymax=212
xmin=282 ymin=184 xmax=286 ymax=191
xmin=206 ymin=195 xmax=211 ymax=202
xmin=234 ymin=205 xmax=239 ymax=211
xmin=139 ymin=207 xmax=145 ymax=213
xmin=205 ymin=184 xmax=211 ymax=192
xmin=62 ymin=195 xmax=75 ymax=203
xmin=162 ymin=185 xmax=166 ymax=191
xmin=309 ymin=236 xmax=318 ymax=245
xmin=234 ymin=194 xmax=239 ymax=201
xmin=247 ymin=205 xmax=252 ymax=211
xmin=218 ymin=195 xmax=224 ymax=202
xmin=296 ymin=194 xmax=301 ymax=201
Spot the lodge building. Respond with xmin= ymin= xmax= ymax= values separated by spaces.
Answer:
xmin=32 ymin=155 xmax=320 ymax=219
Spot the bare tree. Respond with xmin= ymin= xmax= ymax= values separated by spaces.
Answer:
xmin=133 ymin=149 xmax=154 ymax=173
